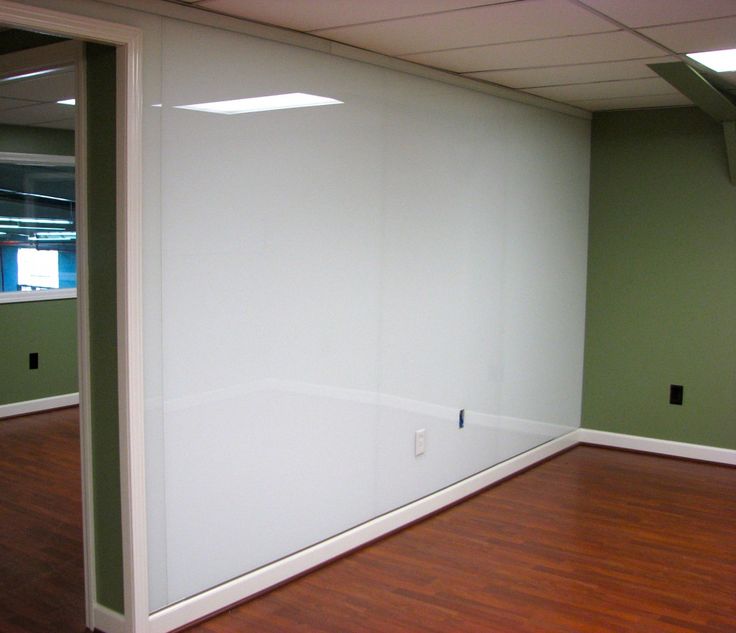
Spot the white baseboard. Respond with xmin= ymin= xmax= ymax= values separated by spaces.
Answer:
xmin=148 ymin=431 xmax=579 ymax=633
xmin=577 ymin=428 xmax=736 ymax=465
xmin=0 ymin=392 xmax=79 ymax=419
xmin=93 ymin=603 xmax=126 ymax=633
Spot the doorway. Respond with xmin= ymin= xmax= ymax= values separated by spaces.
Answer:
xmin=0 ymin=28 xmax=128 ymax=631
xmin=0 ymin=32 xmax=88 ymax=632
xmin=0 ymin=4 xmax=145 ymax=631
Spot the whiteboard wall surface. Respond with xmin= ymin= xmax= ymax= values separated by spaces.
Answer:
xmin=144 ymin=16 xmax=590 ymax=610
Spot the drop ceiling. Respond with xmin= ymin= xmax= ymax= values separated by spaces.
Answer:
xmin=168 ymin=0 xmax=736 ymax=112
xmin=0 ymin=65 xmax=75 ymax=130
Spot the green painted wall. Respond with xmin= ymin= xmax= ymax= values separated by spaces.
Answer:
xmin=0 ymin=124 xmax=77 ymax=406
xmin=582 ymin=107 xmax=736 ymax=449
xmin=86 ymin=42 xmax=124 ymax=614
xmin=0 ymin=123 xmax=74 ymax=155
xmin=0 ymin=299 xmax=77 ymax=404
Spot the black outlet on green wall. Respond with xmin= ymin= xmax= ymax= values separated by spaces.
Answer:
xmin=669 ymin=384 xmax=684 ymax=406
xmin=29 ymin=352 xmax=39 ymax=370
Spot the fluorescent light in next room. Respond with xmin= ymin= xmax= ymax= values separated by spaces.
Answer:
xmin=0 ymin=216 xmax=72 ymax=225
xmin=0 ymin=68 xmax=57 ymax=83
xmin=686 ymin=48 xmax=736 ymax=72
xmin=175 ymin=93 xmax=343 ymax=115
xmin=57 ymin=98 xmax=76 ymax=106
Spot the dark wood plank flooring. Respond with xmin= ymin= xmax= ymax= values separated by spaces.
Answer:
xmin=0 ymin=407 xmax=86 ymax=633
xmin=185 ymin=446 xmax=736 ymax=633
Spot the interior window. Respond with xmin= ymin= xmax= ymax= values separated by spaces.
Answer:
xmin=0 ymin=157 xmax=76 ymax=295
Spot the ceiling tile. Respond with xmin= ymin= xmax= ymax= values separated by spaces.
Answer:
xmin=0 ymin=96 xmax=34 ymax=111
xmin=311 ymin=0 xmax=616 ymax=57
xmin=465 ymin=56 xmax=676 ymax=88
xmin=571 ymin=93 xmax=692 ymax=111
xmin=576 ymin=0 xmax=736 ymax=28
xmin=525 ymin=76 xmax=678 ymax=101
xmin=0 ymin=71 xmax=74 ymax=102
xmin=198 ymin=0 xmax=501 ymax=32
xmin=402 ymin=31 xmax=664 ymax=73
xmin=0 ymin=102 xmax=74 ymax=126
xmin=36 ymin=117 xmax=75 ymax=130
xmin=640 ymin=16 xmax=736 ymax=53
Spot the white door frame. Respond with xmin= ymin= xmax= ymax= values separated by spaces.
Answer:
xmin=0 ymin=2 xmax=146 ymax=632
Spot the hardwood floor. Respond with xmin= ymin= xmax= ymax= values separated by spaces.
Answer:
xmin=0 ymin=407 xmax=86 ymax=633
xmin=1 ymin=409 xmax=734 ymax=633
xmin=184 ymin=446 xmax=736 ymax=633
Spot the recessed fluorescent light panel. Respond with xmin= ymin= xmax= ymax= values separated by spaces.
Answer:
xmin=57 ymin=98 xmax=76 ymax=106
xmin=686 ymin=48 xmax=736 ymax=72
xmin=175 ymin=92 xmax=343 ymax=115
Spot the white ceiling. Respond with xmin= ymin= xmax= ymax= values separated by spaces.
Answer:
xmin=170 ymin=0 xmax=736 ymax=112
xmin=0 ymin=67 xmax=75 ymax=130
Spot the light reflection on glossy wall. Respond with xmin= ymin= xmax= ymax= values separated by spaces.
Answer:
xmin=145 ymin=17 xmax=590 ymax=610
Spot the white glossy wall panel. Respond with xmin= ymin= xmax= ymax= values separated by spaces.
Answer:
xmin=149 ymin=16 xmax=590 ymax=610
xmin=6 ymin=0 xmax=589 ymax=620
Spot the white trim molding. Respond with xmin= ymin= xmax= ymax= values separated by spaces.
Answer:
xmin=114 ymin=24 xmax=150 ymax=633
xmin=148 ymin=431 xmax=579 ymax=633
xmin=93 ymin=603 xmax=126 ymax=633
xmin=0 ymin=392 xmax=79 ymax=419
xmin=577 ymin=428 xmax=736 ymax=465
xmin=0 ymin=152 xmax=75 ymax=166
xmin=0 ymin=288 xmax=77 ymax=304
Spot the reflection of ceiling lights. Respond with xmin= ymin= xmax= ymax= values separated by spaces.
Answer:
xmin=0 ymin=188 xmax=74 ymax=203
xmin=175 ymin=93 xmax=343 ymax=115
xmin=0 ymin=225 xmax=66 ymax=231
xmin=34 ymin=231 xmax=76 ymax=237
xmin=0 ymin=68 xmax=58 ymax=83
xmin=29 ymin=235 xmax=76 ymax=241
xmin=686 ymin=48 xmax=736 ymax=72
xmin=57 ymin=98 xmax=76 ymax=106
xmin=0 ymin=216 xmax=73 ymax=225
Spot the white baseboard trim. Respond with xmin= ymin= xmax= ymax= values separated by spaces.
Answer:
xmin=577 ymin=428 xmax=736 ymax=465
xmin=0 ymin=392 xmax=79 ymax=419
xmin=93 ymin=603 xmax=126 ymax=633
xmin=148 ymin=430 xmax=579 ymax=633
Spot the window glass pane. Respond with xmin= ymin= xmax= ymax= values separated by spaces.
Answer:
xmin=0 ymin=161 xmax=76 ymax=293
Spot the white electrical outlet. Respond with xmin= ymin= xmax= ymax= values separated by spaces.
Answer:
xmin=415 ymin=429 xmax=426 ymax=456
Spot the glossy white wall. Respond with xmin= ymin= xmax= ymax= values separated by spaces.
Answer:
xmin=148 ymin=16 xmax=589 ymax=610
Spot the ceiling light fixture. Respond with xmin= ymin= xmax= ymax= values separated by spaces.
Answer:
xmin=57 ymin=98 xmax=76 ymax=106
xmin=0 ymin=224 xmax=62 ymax=231
xmin=0 ymin=216 xmax=73 ymax=225
xmin=29 ymin=235 xmax=76 ymax=241
xmin=175 ymin=92 xmax=343 ymax=115
xmin=0 ymin=189 xmax=73 ymax=203
xmin=0 ymin=68 xmax=58 ymax=83
xmin=686 ymin=48 xmax=736 ymax=72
